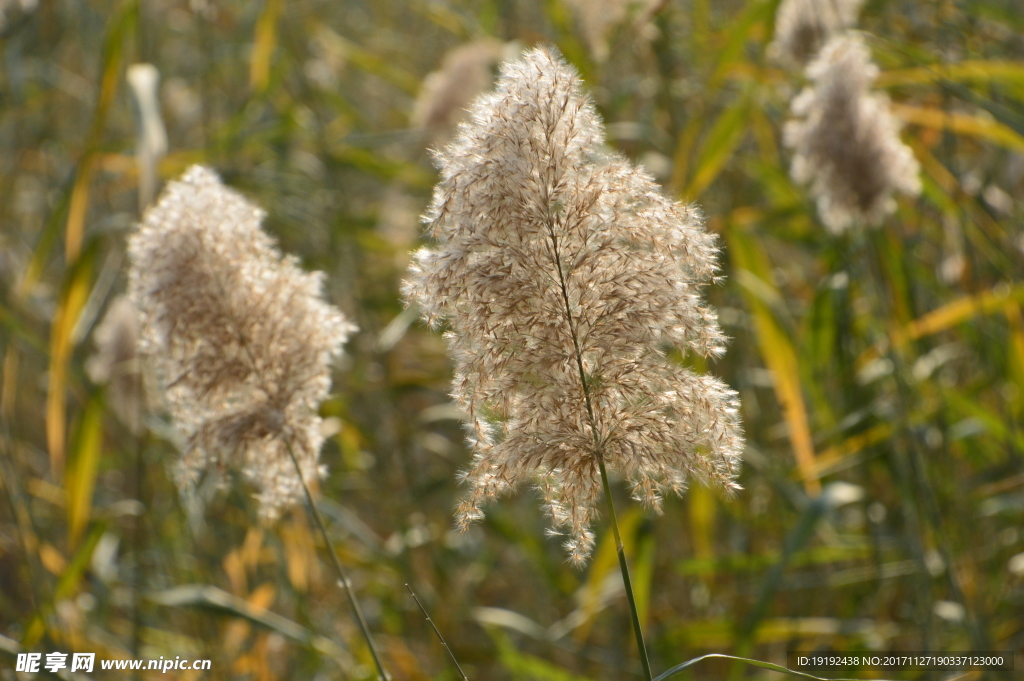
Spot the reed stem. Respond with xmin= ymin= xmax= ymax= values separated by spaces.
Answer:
xmin=598 ymin=457 xmax=654 ymax=681
xmin=284 ymin=442 xmax=390 ymax=681
xmin=546 ymin=221 xmax=654 ymax=681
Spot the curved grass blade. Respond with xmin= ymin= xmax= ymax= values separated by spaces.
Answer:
xmin=891 ymin=103 xmax=1024 ymax=152
xmin=148 ymin=584 xmax=355 ymax=669
xmin=653 ymin=653 xmax=895 ymax=681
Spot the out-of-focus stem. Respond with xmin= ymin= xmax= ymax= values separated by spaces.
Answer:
xmin=406 ymin=584 xmax=468 ymax=681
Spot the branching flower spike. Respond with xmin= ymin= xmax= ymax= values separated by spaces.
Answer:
xmin=404 ymin=47 xmax=744 ymax=565
xmin=129 ymin=165 xmax=356 ymax=517
xmin=784 ymin=34 xmax=921 ymax=233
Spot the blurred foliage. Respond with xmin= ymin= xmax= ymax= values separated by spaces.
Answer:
xmin=0 ymin=0 xmax=1023 ymax=679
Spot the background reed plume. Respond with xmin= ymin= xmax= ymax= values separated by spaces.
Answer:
xmin=405 ymin=47 xmax=744 ymax=564
xmin=411 ymin=38 xmax=507 ymax=143
xmin=784 ymin=33 xmax=921 ymax=233
xmin=768 ymin=0 xmax=865 ymax=67
xmin=128 ymin=165 xmax=356 ymax=517
xmin=86 ymin=295 xmax=142 ymax=433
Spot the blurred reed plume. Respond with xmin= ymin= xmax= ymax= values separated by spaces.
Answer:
xmin=128 ymin=165 xmax=356 ymax=517
xmin=768 ymin=0 xmax=865 ymax=66
xmin=784 ymin=33 xmax=921 ymax=233
xmin=86 ymin=295 xmax=142 ymax=433
xmin=411 ymin=39 xmax=506 ymax=143
xmin=405 ymin=47 xmax=744 ymax=565
xmin=563 ymin=0 xmax=662 ymax=63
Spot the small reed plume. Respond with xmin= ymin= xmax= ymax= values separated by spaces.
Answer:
xmin=404 ymin=47 xmax=743 ymax=565
xmin=86 ymin=295 xmax=142 ymax=433
xmin=563 ymin=0 xmax=662 ymax=63
xmin=784 ymin=33 xmax=921 ymax=233
xmin=768 ymin=0 xmax=865 ymax=67
xmin=128 ymin=165 xmax=356 ymax=517
xmin=411 ymin=39 xmax=506 ymax=143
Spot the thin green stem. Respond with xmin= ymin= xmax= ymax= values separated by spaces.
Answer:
xmin=284 ymin=441 xmax=390 ymax=681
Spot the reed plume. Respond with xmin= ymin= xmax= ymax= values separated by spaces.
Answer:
xmin=86 ymin=295 xmax=142 ymax=433
xmin=128 ymin=165 xmax=356 ymax=517
xmin=769 ymin=0 xmax=865 ymax=67
xmin=411 ymin=39 xmax=505 ymax=143
xmin=784 ymin=33 xmax=921 ymax=233
xmin=404 ymin=47 xmax=743 ymax=565
xmin=563 ymin=0 xmax=662 ymax=63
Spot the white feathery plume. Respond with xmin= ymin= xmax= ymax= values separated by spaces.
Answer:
xmin=404 ymin=47 xmax=743 ymax=564
xmin=784 ymin=33 xmax=921 ymax=233
xmin=129 ymin=165 xmax=356 ymax=518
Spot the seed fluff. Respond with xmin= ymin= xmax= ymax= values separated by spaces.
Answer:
xmin=404 ymin=47 xmax=743 ymax=564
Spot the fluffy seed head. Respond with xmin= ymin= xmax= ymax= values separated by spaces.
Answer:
xmin=404 ymin=47 xmax=743 ymax=564
xmin=129 ymin=166 xmax=356 ymax=517
xmin=784 ymin=34 xmax=921 ymax=233
xmin=769 ymin=0 xmax=865 ymax=67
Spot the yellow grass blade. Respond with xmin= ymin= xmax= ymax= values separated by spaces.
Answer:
xmin=805 ymin=423 xmax=892 ymax=481
xmin=666 ymin=616 xmax=896 ymax=649
xmin=573 ymin=506 xmax=641 ymax=643
xmin=729 ymin=227 xmax=820 ymax=495
xmin=46 ymin=248 xmax=96 ymax=478
xmin=66 ymin=0 xmax=135 ymax=261
xmin=684 ymin=95 xmax=750 ymax=200
xmin=632 ymin=531 xmax=655 ymax=630
xmin=894 ymin=283 xmax=1024 ymax=346
xmin=688 ymin=484 xmax=715 ymax=561
xmin=1 ymin=348 xmax=19 ymax=419
xmin=878 ymin=60 xmax=1024 ymax=89
xmin=250 ymin=0 xmax=283 ymax=93
xmin=66 ymin=397 xmax=104 ymax=550
xmin=318 ymin=30 xmax=420 ymax=95
xmin=63 ymin=155 xmax=95 ymax=263
xmin=892 ymin=103 xmax=1024 ymax=152
xmin=1004 ymin=303 xmax=1024 ymax=420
